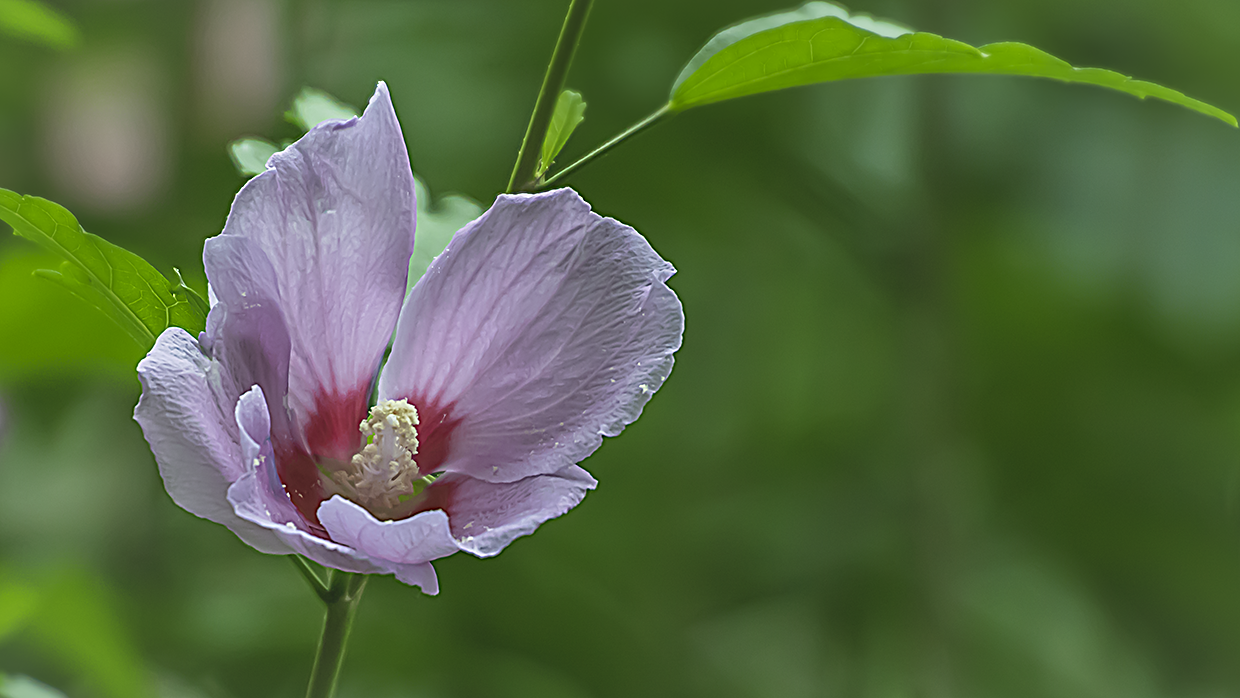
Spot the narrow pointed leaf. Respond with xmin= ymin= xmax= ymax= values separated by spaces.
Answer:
xmin=227 ymin=137 xmax=279 ymax=176
xmin=0 ymin=0 xmax=79 ymax=49
xmin=536 ymin=89 xmax=587 ymax=179
xmin=0 ymin=189 xmax=208 ymax=348
xmin=670 ymin=1 xmax=1236 ymax=126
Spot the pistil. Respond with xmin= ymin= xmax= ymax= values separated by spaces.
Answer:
xmin=332 ymin=399 xmax=421 ymax=513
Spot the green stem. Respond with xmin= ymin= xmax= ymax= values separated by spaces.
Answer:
xmin=304 ymin=572 xmax=368 ymax=698
xmin=506 ymin=0 xmax=594 ymax=193
xmin=538 ymin=104 xmax=672 ymax=189
xmin=290 ymin=555 xmax=330 ymax=601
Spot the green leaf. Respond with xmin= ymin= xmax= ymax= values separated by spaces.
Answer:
xmin=409 ymin=177 xmax=482 ymax=293
xmin=0 ymin=568 xmax=151 ymax=698
xmin=229 ymin=87 xmax=358 ymax=175
xmin=285 ymin=87 xmax=359 ymax=131
xmin=0 ymin=247 xmax=144 ymax=381
xmin=669 ymin=1 xmax=1236 ymax=126
xmin=227 ymin=137 xmax=280 ymax=176
xmin=0 ymin=569 xmax=152 ymax=698
xmin=0 ymin=0 xmax=78 ymax=49
xmin=0 ymin=189 xmax=208 ymax=349
xmin=0 ymin=577 xmax=37 ymax=642
xmin=536 ymin=89 xmax=587 ymax=180
xmin=0 ymin=674 xmax=69 ymax=698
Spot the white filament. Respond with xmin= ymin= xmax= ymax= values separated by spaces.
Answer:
xmin=334 ymin=399 xmax=420 ymax=511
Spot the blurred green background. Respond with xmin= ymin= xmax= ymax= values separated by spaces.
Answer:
xmin=3 ymin=0 xmax=1240 ymax=696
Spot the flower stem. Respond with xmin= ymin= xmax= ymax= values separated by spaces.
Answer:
xmin=290 ymin=555 xmax=330 ymax=601
xmin=506 ymin=0 xmax=594 ymax=193
xmin=537 ymin=104 xmax=671 ymax=189
xmin=304 ymin=571 xmax=368 ymax=698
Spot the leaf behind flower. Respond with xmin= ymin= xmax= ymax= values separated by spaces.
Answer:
xmin=0 ymin=673 xmax=69 ymax=698
xmin=409 ymin=178 xmax=482 ymax=292
xmin=227 ymin=137 xmax=280 ymax=176
xmin=285 ymin=87 xmax=360 ymax=131
xmin=0 ymin=189 xmax=208 ymax=349
xmin=0 ymin=0 xmax=79 ymax=49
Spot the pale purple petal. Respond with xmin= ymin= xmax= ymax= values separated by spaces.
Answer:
xmin=432 ymin=465 xmax=597 ymax=557
xmin=227 ymin=471 xmax=389 ymax=573
xmin=134 ymin=328 xmax=285 ymax=553
xmin=318 ymin=497 xmax=460 ymax=565
xmin=202 ymin=234 xmax=294 ymax=441
xmin=320 ymin=465 xmax=595 ymax=565
xmin=234 ymin=386 xmax=301 ymax=527
xmin=391 ymin=562 xmax=439 ymax=594
xmin=212 ymin=81 xmax=415 ymax=449
xmin=380 ymin=188 xmax=684 ymax=482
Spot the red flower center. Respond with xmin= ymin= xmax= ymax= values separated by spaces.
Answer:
xmin=273 ymin=387 xmax=460 ymax=533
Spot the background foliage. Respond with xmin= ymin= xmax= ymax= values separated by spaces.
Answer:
xmin=2 ymin=0 xmax=1240 ymax=697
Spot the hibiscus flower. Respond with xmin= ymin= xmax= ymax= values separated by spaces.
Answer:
xmin=134 ymin=83 xmax=683 ymax=594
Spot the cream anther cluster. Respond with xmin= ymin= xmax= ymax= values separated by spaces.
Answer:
xmin=335 ymin=398 xmax=420 ymax=511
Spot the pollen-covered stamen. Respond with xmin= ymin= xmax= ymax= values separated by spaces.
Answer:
xmin=333 ymin=399 xmax=420 ymax=512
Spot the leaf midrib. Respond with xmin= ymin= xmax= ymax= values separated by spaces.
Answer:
xmin=3 ymin=197 xmax=157 ymax=345
xmin=672 ymin=22 xmax=1234 ymax=126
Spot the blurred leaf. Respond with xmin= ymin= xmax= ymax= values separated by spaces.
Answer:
xmin=0 ymin=247 xmax=145 ymax=382
xmin=0 ymin=674 xmax=68 ymax=698
xmin=0 ymin=679 xmax=68 ymax=698
xmin=227 ymin=137 xmax=279 ymax=176
xmin=0 ymin=189 xmax=208 ymax=349
xmin=228 ymin=88 xmax=354 ymax=177
xmin=0 ymin=0 xmax=78 ymax=50
xmin=960 ymin=552 xmax=1160 ymax=697
xmin=536 ymin=89 xmax=587 ymax=179
xmin=0 ymin=569 xmax=151 ymax=698
xmin=409 ymin=177 xmax=482 ymax=292
xmin=28 ymin=572 xmax=152 ymax=698
xmin=0 ymin=576 xmax=37 ymax=641
xmin=285 ymin=87 xmax=358 ymax=131
xmin=669 ymin=1 xmax=1237 ymax=126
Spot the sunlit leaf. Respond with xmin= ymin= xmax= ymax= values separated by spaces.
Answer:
xmin=0 ymin=674 xmax=69 ymax=698
xmin=28 ymin=572 xmax=151 ymax=698
xmin=0 ymin=189 xmax=208 ymax=349
xmin=0 ymin=577 xmax=37 ymax=642
xmin=536 ymin=89 xmax=587 ymax=179
xmin=0 ymin=248 xmax=142 ymax=381
xmin=229 ymin=87 xmax=358 ymax=175
xmin=285 ymin=87 xmax=359 ymax=131
xmin=409 ymin=177 xmax=482 ymax=292
xmin=0 ymin=568 xmax=151 ymax=698
xmin=670 ymin=1 xmax=1236 ymax=126
xmin=227 ymin=137 xmax=279 ymax=176
xmin=0 ymin=0 xmax=78 ymax=50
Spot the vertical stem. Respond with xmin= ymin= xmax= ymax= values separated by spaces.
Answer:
xmin=304 ymin=572 xmax=368 ymax=698
xmin=506 ymin=0 xmax=594 ymax=192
